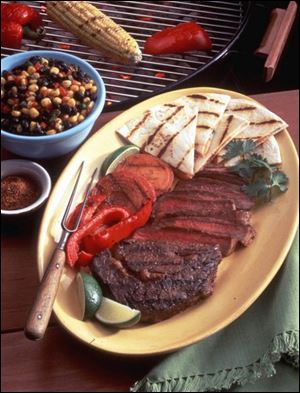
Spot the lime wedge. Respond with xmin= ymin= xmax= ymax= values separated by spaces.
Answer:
xmin=100 ymin=145 xmax=140 ymax=176
xmin=95 ymin=297 xmax=141 ymax=328
xmin=76 ymin=272 xmax=103 ymax=320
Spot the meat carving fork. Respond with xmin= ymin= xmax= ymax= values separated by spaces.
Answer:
xmin=25 ymin=162 xmax=97 ymax=340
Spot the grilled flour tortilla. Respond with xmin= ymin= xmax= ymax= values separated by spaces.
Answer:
xmin=175 ymin=93 xmax=230 ymax=173
xmin=223 ymin=135 xmax=282 ymax=167
xmin=224 ymin=98 xmax=288 ymax=139
xmin=195 ymin=114 xmax=249 ymax=171
xmin=117 ymin=102 xmax=197 ymax=177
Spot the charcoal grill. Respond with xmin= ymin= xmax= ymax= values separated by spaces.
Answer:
xmin=1 ymin=1 xmax=251 ymax=110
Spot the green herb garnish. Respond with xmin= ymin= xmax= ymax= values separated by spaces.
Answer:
xmin=224 ymin=140 xmax=289 ymax=202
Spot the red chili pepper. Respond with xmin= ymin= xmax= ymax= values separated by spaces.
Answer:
xmin=1 ymin=103 xmax=11 ymax=114
xmin=66 ymin=206 xmax=130 ymax=267
xmin=82 ymin=200 xmax=152 ymax=254
xmin=1 ymin=3 xmax=44 ymax=49
xmin=144 ymin=21 xmax=212 ymax=55
xmin=59 ymin=86 xmax=68 ymax=97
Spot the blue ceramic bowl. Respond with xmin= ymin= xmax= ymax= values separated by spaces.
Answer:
xmin=1 ymin=51 xmax=106 ymax=159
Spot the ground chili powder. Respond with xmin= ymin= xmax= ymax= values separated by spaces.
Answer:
xmin=1 ymin=175 xmax=41 ymax=210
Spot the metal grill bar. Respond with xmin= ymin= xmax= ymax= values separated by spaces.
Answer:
xmin=1 ymin=1 xmax=249 ymax=109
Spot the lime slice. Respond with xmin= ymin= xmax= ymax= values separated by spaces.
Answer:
xmin=76 ymin=272 xmax=103 ymax=320
xmin=95 ymin=297 xmax=141 ymax=328
xmin=101 ymin=145 xmax=140 ymax=176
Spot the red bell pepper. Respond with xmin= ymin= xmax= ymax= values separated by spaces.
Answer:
xmin=1 ymin=3 xmax=44 ymax=49
xmin=82 ymin=199 xmax=153 ymax=255
xmin=77 ymin=251 xmax=94 ymax=267
xmin=66 ymin=206 xmax=130 ymax=267
xmin=144 ymin=21 xmax=212 ymax=55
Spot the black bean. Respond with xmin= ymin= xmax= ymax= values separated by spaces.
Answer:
xmin=39 ymin=65 xmax=49 ymax=74
xmin=4 ymin=81 xmax=16 ymax=91
xmin=90 ymin=93 xmax=97 ymax=101
xmin=19 ymin=101 xmax=28 ymax=109
xmin=74 ymin=91 xmax=85 ymax=101
xmin=63 ymin=121 xmax=72 ymax=129
xmin=1 ymin=118 xmax=10 ymax=130
xmin=18 ymin=85 xmax=28 ymax=92
xmin=37 ymin=77 xmax=50 ymax=87
xmin=29 ymin=56 xmax=42 ymax=64
xmin=12 ymin=67 xmax=23 ymax=75
xmin=79 ymin=103 xmax=87 ymax=110
xmin=61 ymin=104 xmax=72 ymax=114
xmin=2 ymin=71 xmax=10 ymax=78
xmin=21 ymin=119 xmax=30 ymax=130
xmin=69 ymin=107 xmax=78 ymax=116
xmin=24 ymin=61 xmax=33 ymax=68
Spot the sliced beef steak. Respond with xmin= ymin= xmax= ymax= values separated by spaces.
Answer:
xmin=91 ymin=240 xmax=222 ymax=323
xmin=133 ymin=227 xmax=238 ymax=256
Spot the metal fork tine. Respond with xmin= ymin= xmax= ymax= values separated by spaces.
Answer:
xmin=61 ymin=161 xmax=84 ymax=231
xmin=62 ymin=167 xmax=98 ymax=233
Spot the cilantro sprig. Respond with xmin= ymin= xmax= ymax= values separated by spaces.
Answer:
xmin=224 ymin=140 xmax=289 ymax=202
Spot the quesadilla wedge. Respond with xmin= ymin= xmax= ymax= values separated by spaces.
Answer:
xmin=222 ymin=135 xmax=282 ymax=167
xmin=116 ymin=103 xmax=183 ymax=147
xmin=143 ymin=104 xmax=198 ymax=177
xmin=195 ymin=114 xmax=249 ymax=172
xmin=225 ymin=98 xmax=288 ymax=140
xmin=175 ymin=93 xmax=231 ymax=172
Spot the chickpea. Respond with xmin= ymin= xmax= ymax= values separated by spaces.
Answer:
xmin=20 ymin=78 xmax=27 ymax=86
xmin=30 ymin=121 xmax=37 ymax=131
xmin=41 ymin=58 xmax=49 ymax=65
xmin=68 ymin=98 xmax=76 ymax=107
xmin=29 ymin=108 xmax=40 ymax=119
xmin=12 ymin=110 xmax=21 ymax=117
xmin=1 ymin=77 xmax=6 ymax=85
xmin=78 ymin=114 xmax=85 ymax=122
xmin=85 ymin=83 xmax=92 ymax=90
xmin=21 ymin=108 xmax=30 ymax=115
xmin=7 ymin=75 xmax=15 ymax=81
xmin=41 ymin=97 xmax=52 ymax=107
xmin=69 ymin=115 xmax=78 ymax=124
xmin=11 ymin=86 xmax=18 ymax=94
xmin=90 ymin=85 xmax=97 ymax=93
xmin=28 ymin=84 xmax=39 ymax=92
xmin=53 ymin=97 xmax=62 ymax=105
xmin=62 ymin=80 xmax=72 ymax=88
xmin=27 ymin=66 xmax=36 ymax=74
xmin=71 ymin=84 xmax=79 ymax=92
xmin=67 ymin=90 xmax=74 ymax=98
xmin=1 ymin=89 xmax=4 ymax=99
xmin=50 ymin=67 xmax=60 ymax=74
xmin=79 ymin=86 xmax=85 ymax=93
xmin=87 ymin=102 xmax=94 ymax=111
xmin=83 ymin=97 xmax=90 ymax=104
xmin=50 ymin=88 xmax=60 ymax=97
xmin=47 ymin=129 xmax=57 ymax=135
xmin=40 ymin=86 xmax=48 ymax=93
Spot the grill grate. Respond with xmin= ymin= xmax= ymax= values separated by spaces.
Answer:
xmin=1 ymin=1 xmax=250 ymax=110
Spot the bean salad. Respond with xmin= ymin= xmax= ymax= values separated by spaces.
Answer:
xmin=1 ymin=56 xmax=98 ymax=136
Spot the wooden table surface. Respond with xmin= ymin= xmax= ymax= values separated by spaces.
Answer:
xmin=1 ymin=90 xmax=299 ymax=392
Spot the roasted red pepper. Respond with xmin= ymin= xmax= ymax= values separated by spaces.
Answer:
xmin=144 ymin=21 xmax=212 ymax=55
xmin=66 ymin=206 xmax=130 ymax=267
xmin=82 ymin=200 xmax=153 ymax=255
xmin=1 ymin=3 xmax=44 ymax=49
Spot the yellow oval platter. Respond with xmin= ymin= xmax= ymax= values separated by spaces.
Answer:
xmin=37 ymin=87 xmax=299 ymax=356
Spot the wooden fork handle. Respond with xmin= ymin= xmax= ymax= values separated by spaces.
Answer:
xmin=24 ymin=248 xmax=66 ymax=340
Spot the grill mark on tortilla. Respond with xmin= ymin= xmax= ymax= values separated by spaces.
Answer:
xmin=158 ymin=115 xmax=196 ymax=158
xmin=176 ymin=146 xmax=193 ymax=170
xmin=220 ymin=115 xmax=233 ymax=144
xmin=197 ymin=125 xmax=210 ymax=129
xmin=164 ymin=104 xmax=178 ymax=107
xmin=187 ymin=94 xmax=225 ymax=105
xmin=249 ymin=120 xmax=280 ymax=126
xmin=110 ymin=174 xmax=138 ymax=210
xmin=198 ymin=111 xmax=219 ymax=117
xmin=128 ymin=112 xmax=151 ymax=139
xmin=230 ymin=106 xmax=256 ymax=112
xmin=142 ymin=106 xmax=184 ymax=150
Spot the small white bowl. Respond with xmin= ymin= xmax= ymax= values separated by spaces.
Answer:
xmin=1 ymin=160 xmax=51 ymax=216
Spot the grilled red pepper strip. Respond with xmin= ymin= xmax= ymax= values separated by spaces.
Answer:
xmin=144 ymin=21 xmax=212 ymax=55
xmin=66 ymin=206 xmax=130 ymax=267
xmin=77 ymin=251 xmax=94 ymax=267
xmin=82 ymin=200 xmax=153 ymax=254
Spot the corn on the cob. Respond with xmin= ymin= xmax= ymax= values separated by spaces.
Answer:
xmin=46 ymin=1 xmax=142 ymax=64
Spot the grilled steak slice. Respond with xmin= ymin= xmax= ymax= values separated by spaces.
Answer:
xmin=133 ymin=227 xmax=238 ymax=256
xmin=91 ymin=240 xmax=222 ymax=323
xmin=161 ymin=190 xmax=255 ymax=210
xmin=196 ymin=168 xmax=247 ymax=186
xmin=182 ymin=177 xmax=243 ymax=192
xmin=155 ymin=216 xmax=256 ymax=246
xmin=153 ymin=197 xmax=249 ymax=224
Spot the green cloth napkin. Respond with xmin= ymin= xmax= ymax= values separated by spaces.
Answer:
xmin=131 ymin=230 xmax=299 ymax=392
